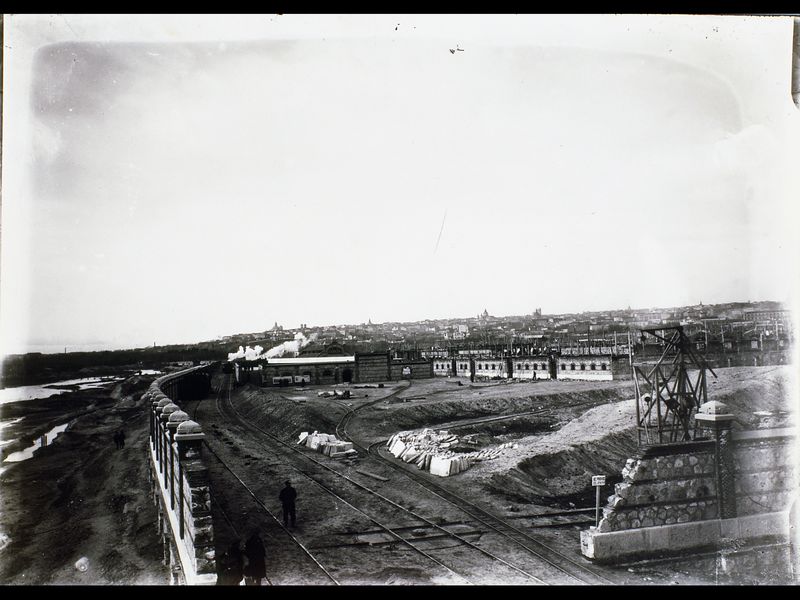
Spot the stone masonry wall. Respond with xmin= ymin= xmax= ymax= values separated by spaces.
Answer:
xmin=597 ymin=431 xmax=796 ymax=534
xmin=597 ymin=442 xmax=718 ymax=532
xmin=733 ymin=432 xmax=799 ymax=517
xmin=183 ymin=463 xmax=215 ymax=576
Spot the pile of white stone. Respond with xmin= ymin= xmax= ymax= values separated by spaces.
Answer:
xmin=386 ymin=429 xmax=517 ymax=477
xmin=298 ymin=431 xmax=358 ymax=459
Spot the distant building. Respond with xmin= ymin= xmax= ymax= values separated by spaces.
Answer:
xmin=556 ymin=355 xmax=613 ymax=381
xmin=745 ymin=309 xmax=791 ymax=323
xmin=433 ymin=360 xmax=452 ymax=376
xmin=257 ymin=352 xmax=433 ymax=386
xmin=512 ymin=357 xmax=551 ymax=380
xmin=474 ymin=357 xmax=508 ymax=379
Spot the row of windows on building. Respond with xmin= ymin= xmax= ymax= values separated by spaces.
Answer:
xmin=473 ymin=363 xmax=550 ymax=371
xmin=561 ymin=363 xmax=607 ymax=371
xmin=435 ymin=362 xmax=608 ymax=372
xmin=435 ymin=363 xmax=512 ymax=371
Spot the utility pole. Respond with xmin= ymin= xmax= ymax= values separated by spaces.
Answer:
xmin=774 ymin=318 xmax=779 ymax=350
xmin=627 ymin=330 xmax=633 ymax=366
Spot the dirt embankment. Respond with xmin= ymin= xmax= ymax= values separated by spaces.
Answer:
xmin=704 ymin=365 xmax=796 ymax=427
xmin=478 ymin=366 xmax=797 ymax=505
xmin=357 ymin=386 xmax=635 ymax=443
xmin=231 ymin=385 xmax=350 ymax=440
xmin=484 ymin=401 xmax=639 ymax=504
xmin=0 ymin=376 xmax=167 ymax=585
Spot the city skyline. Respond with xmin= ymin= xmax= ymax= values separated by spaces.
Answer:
xmin=2 ymin=14 xmax=799 ymax=355
xmin=10 ymin=296 xmax=790 ymax=356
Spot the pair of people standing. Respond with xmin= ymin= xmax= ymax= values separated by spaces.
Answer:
xmin=221 ymin=531 xmax=266 ymax=585
xmin=218 ymin=483 xmax=298 ymax=586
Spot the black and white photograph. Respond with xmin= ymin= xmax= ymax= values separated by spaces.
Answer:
xmin=1 ymin=13 xmax=799 ymax=586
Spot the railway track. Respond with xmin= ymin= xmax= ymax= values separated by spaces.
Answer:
xmin=365 ymin=440 xmax=615 ymax=585
xmin=199 ymin=378 xmax=467 ymax=584
xmin=211 ymin=376 xmax=555 ymax=584
xmin=201 ymin=438 xmax=341 ymax=585
xmin=334 ymin=391 xmax=617 ymax=585
xmin=186 ymin=376 xmax=340 ymax=585
xmin=333 ymin=380 xmax=413 ymax=440
xmin=191 ymin=374 xmax=616 ymax=584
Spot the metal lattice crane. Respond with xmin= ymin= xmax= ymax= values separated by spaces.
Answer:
xmin=632 ymin=325 xmax=717 ymax=445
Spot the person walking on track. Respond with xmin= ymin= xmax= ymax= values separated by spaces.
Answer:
xmin=279 ymin=480 xmax=297 ymax=528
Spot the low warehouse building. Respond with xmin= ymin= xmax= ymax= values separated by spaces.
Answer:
xmin=474 ymin=358 xmax=508 ymax=380
xmin=249 ymin=351 xmax=625 ymax=386
xmin=556 ymin=354 xmax=613 ymax=381
xmin=257 ymin=352 xmax=433 ymax=386
xmin=433 ymin=361 xmax=453 ymax=376
xmin=454 ymin=359 xmax=472 ymax=378
xmin=512 ymin=357 xmax=552 ymax=380
xmin=260 ymin=356 xmax=356 ymax=386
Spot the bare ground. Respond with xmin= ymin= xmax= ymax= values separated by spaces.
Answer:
xmin=0 ymin=376 xmax=167 ymax=585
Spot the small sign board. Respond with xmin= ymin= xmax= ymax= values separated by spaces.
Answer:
xmin=592 ymin=475 xmax=606 ymax=487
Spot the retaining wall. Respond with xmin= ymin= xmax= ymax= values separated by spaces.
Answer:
xmin=146 ymin=364 xmax=216 ymax=585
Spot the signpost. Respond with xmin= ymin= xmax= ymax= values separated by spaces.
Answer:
xmin=592 ymin=475 xmax=606 ymax=527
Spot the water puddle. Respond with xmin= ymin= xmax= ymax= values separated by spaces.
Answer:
xmin=0 ymin=376 xmax=125 ymax=405
xmin=3 ymin=422 xmax=70 ymax=464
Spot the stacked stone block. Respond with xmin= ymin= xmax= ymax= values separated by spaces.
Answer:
xmin=597 ymin=448 xmax=719 ymax=532
xmin=593 ymin=426 xmax=796 ymax=538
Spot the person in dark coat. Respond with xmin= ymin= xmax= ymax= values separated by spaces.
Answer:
xmin=279 ymin=480 xmax=297 ymax=527
xmin=113 ymin=431 xmax=121 ymax=449
xmin=243 ymin=529 xmax=266 ymax=585
xmin=219 ymin=540 xmax=244 ymax=585
xmin=118 ymin=429 xmax=126 ymax=448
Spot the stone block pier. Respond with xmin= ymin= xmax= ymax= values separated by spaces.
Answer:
xmin=581 ymin=401 xmax=799 ymax=580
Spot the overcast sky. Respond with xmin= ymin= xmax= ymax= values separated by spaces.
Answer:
xmin=2 ymin=14 xmax=799 ymax=354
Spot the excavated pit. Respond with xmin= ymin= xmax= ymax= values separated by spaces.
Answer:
xmin=232 ymin=366 xmax=795 ymax=510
